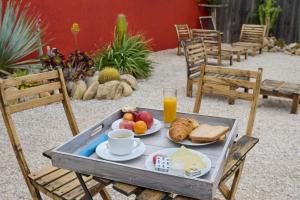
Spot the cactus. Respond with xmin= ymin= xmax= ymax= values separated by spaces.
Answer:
xmin=115 ymin=14 xmax=128 ymax=46
xmin=258 ymin=0 xmax=282 ymax=36
xmin=98 ymin=67 xmax=120 ymax=84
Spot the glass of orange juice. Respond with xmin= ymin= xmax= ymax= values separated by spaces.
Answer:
xmin=163 ymin=88 xmax=177 ymax=126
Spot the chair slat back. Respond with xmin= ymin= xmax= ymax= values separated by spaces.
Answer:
xmin=193 ymin=65 xmax=263 ymax=136
xmin=182 ymin=38 xmax=207 ymax=80
xmin=0 ymin=69 xmax=79 ymax=187
xmin=199 ymin=16 xmax=216 ymax=30
xmin=240 ymin=24 xmax=267 ymax=44
xmin=191 ymin=29 xmax=221 ymax=56
xmin=175 ymin=24 xmax=191 ymax=41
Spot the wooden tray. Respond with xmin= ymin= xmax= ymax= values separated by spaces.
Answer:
xmin=51 ymin=108 xmax=238 ymax=200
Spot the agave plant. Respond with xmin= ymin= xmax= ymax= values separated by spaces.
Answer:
xmin=0 ymin=0 xmax=43 ymax=77
xmin=94 ymin=14 xmax=153 ymax=79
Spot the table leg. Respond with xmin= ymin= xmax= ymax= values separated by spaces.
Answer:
xmin=76 ymin=173 xmax=94 ymax=200
xmin=291 ymin=94 xmax=299 ymax=114
xmin=236 ymin=52 xmax=241 ymax=62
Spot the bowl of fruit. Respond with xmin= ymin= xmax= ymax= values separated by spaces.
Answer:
xmin=111 ymin=107 xmax=162 ymax=136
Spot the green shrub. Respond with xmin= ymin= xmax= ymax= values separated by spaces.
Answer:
xmin=0 ymin=0 xmax=43 ymax=77
xmin=275 ymin=39 xmax=286 ymax=49
xmin=94 ymin=14 xmax=153 ymax=79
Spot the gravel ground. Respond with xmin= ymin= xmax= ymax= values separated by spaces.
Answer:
xmin=0 ymin=49 xmax=299 ymax=200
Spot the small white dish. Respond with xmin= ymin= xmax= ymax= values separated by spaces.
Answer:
xmin=111 ymin=118 xmax=162 ymax=137
xmin=145 ymin=148 xmax=211 ymax=178
xmin=166 ymin=130 xmax=217 ymax=146
xmin=96 ymin=141 xmax=146 ymax=162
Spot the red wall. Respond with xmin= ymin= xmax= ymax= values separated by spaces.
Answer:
xmin=28 ymin=0 xmax=206 ymax=54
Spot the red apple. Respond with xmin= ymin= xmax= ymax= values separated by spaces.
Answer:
xmin=119 ymin=120 xmax=135 ymax=130
xmin=135 ymin=111 xmax=153 ymax=129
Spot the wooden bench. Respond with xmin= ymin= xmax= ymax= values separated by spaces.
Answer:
xmin=260 ymin=79 xmax=300 ymax=114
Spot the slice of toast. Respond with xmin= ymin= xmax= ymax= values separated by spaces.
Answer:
xmin=189 ymin=124 xmax=229 ymax=143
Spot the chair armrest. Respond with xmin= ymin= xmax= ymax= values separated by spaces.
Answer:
xmin=223 ymin=135 xmax=259 ymax=176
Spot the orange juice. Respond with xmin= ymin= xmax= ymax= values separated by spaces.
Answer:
xmin=163 ymin=96 xmax=177 ymax=123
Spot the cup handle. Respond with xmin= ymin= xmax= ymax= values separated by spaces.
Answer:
xmin=132 ymin=138 xmax=141 ymax=149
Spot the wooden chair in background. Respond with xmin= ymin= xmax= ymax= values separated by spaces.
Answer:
xmin=232 ymin=24 xmax=267 ymax=56
xmin=199 ymin=16 xmax=216 ymax=30
xmin=174 ymin=24 xmax=191 ymax=55
xmin=191 ymin=29 xmax=233 ymax=65
xmin=0 ymin=69 xmax=111 ymax=200
xmin=193 ymin=65 xmax=262 ymax=200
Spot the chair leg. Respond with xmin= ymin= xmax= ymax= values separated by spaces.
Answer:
xmin=177 ymin=44 xmax=182 ymax=56
xmin=252 ymin=48 xmax=256 ymax=56
xmin=99 ymin=188 xmax=112 ymax=200
xmin=245 ymin=52 xmax=248 ymax=60
xmin=228 ymin=86 xmax=235 ymax=105
xmin=230 ymin=56 xmax=233 ymax=66
xmin=186 ymin=80 xmax=193 ymax=97
xmin=219 ymin=162 xmax=245 ymax=200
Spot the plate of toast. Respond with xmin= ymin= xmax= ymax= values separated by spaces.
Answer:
xmin=167 ymin=117 xmax=229 ymax=146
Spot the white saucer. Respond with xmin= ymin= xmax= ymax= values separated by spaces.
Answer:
xmin=111 ymin=118 xmax=162 ymax=137
xmin=96 ymin=141 xmax=146 ymax=162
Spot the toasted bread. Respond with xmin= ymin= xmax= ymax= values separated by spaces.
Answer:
xmin=189 ymin=124 xmax=229 ymax=143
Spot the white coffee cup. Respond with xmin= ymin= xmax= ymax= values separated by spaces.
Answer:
xmin=107 ymin=129 xmax=140 ymax=156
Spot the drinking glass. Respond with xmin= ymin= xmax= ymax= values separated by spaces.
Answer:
xmin=163 ymin=88 xmax=177 ymax=126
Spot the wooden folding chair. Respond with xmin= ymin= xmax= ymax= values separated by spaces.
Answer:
xmin=191 ymin=29 xmax=233 ymax=66
xmin=193 ymin=65 xmax=262 ymax=200
xmin=174 ymin=24 xmax=191 ymax=55
xmin=232 ymin=24 xmax=267 ymax=56
xmin=182 ymin=38 xmax=247 ymax=106
xmin=0 ymin=69 xmax=111 ymax=200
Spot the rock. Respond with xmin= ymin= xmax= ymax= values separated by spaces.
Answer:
xmin=83 ymin=81 xmax=99 ymax=100
xmin=72 ymin=80 xmax=87 ymax=100
xmin=295 ymin=49 xmax=300 ymax=56
xmin=96 ymin=80 xmax=122 ymax=100
xmin=120 ymin=82 xmax=133 ymax=97
xmin=4 ymin=87 xmax=19 ymax=105
xmin=53 ymin=89 xmax=60 ymax=95
xmin=66 ymin=81 xmax=74 ymax=94
xmin=288 ymin=43 xmax=298 ymax=49
xmin=39 ymin=92 xmax=51 ymax=98
xmin=120 ymin=74 xmax=137 ymax=90
xmin=85 ymin=73 xmax=99 ymax=88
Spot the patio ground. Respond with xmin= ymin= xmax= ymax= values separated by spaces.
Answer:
xmin=0 ymin=49 xmax=299 ymax=200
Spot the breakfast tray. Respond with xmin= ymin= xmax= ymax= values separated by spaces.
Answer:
xmin=51 ymin=107 xmax=238 ymax=200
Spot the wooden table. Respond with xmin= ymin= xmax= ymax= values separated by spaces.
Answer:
xmin=260 ymin=79 xmax=300 ymax=114
xmin=50 ymin=108 xmax=238 ymax=200
xmin=221 ymin=44 xmax=248 ymax=62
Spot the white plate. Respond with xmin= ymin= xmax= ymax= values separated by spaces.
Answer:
xmin=111 ymin=118 xmax=162 ymax=137
xmin=145 ymin=148 xmax=211 ymax=178
xmin=96 ymin=141 xmax=146 ymax=162
xmin=166 ymin=130 xmax=216 ymax=146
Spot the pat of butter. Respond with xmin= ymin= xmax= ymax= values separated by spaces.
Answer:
xmin=169 ymin=146 xmax=206 ymax=171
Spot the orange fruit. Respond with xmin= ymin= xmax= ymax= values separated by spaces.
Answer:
xmin=123 ymin=113 xmax=134 ymax=121
xmin=133 ymin=121 xmax=147 ymax=134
